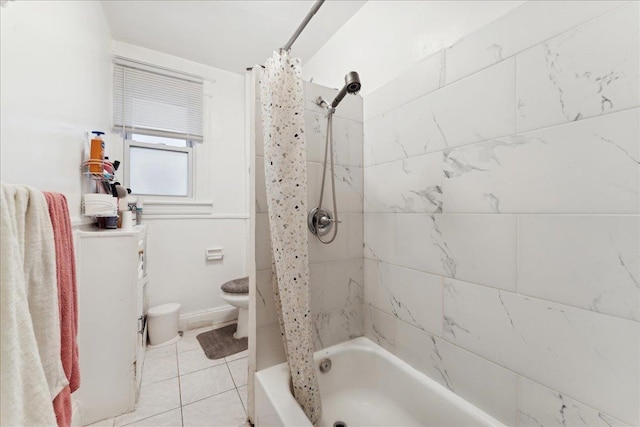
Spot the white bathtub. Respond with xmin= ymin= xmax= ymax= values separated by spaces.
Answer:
xmin=255 ymin=337 xmax=505 ymax=427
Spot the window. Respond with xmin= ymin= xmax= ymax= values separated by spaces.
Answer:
xmin=125 ymin=134 xmax=193 ymax=197
xmin=113 ymin=59 xmax=204 ymax=198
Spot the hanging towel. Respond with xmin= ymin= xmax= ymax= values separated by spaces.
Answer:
xmin=1 ymin=183 xmax=59 ymax=426
xmin=45 ymin=192 xmax=80 ymax=427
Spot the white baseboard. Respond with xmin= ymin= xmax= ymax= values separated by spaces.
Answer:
xmin=179 ymin=305 xmax=238 ymax=331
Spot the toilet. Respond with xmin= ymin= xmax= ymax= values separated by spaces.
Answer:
xmin=147 ymin=303 xmax=181 ymax=346
xmin=220 ymin=277 xmax=249 ymax=339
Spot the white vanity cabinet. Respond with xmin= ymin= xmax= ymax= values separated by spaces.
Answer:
xmin=75 ymin=225 xmax=148 ymax=425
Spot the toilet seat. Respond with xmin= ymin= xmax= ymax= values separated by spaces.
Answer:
xmin=220 ymin=278 xmax=250 ymax=339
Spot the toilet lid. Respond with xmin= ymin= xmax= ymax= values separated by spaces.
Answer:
xmin=221 ymin=277 xmax=249 ymax=294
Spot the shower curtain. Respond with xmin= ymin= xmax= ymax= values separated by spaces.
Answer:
xmin=260 ymin=50 xmax=322 ymax=424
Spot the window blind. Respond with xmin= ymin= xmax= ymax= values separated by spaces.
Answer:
xmin=113 ymin=61 xmax=204 ymax=141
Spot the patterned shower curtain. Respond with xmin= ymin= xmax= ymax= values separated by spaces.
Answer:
xmin=259 ymin=50 xmax=322 ymax=424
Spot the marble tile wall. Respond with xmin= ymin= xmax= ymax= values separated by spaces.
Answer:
xmin=363 ymin=2 xmax=639 ymax=426
xmin=255 ymin=78 xmax=364 ymax=371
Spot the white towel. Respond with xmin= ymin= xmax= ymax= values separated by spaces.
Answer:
xmin=1 ymin=183 xmax=68 ymax=426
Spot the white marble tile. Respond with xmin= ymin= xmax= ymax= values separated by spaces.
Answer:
xmin=322 ymin=258 xmax=364 ymax=312
xmin=313 ymin=305 xmax=363 ymax=351
xmin=255 ymin=268 xmax=277 ymax=327
xmin=365 ymin=51 xmax=444 ymax=121
xmin=122 ymin=408 xmax=182 ymax=427
xmin=306 ymin=111 xmax=363 ymax=167
xmin=114 ymin=377 xmax=180 ymax=427
xmin=179 ymin=364 xmax=235 ymax=405
xmin=519 ymin=215 xmax=640 ymax=321
xmin=363 ymin=259 xmax=394 ymax=314
xmin=345 ymin=213 xmax=363 ymax=260
xmin=363 ymin=305 xmax=395 ymax=352
xmin=443 ymin=109 xmax=640 ymax=214
xmin=141 ymin=354 xmax=178 ymax=385
xmin=307 ymin=162 xmax=363 ymax=214
xmin=228 ymin=357 xmax=248 ymax=387
xmin=443 ymin=278 xmax=640 ymax=426
xmin=256 ymin=324 xmax=286 ymax=371
xmin=364 ymin=95 xmax=438 ymax=167
xmin=181 ymin=389 xmax=247 ymax=427
xmin=309 ymin=262 xmax=325 ymax=315
xmin=364 ymin=152 xmax=443 ymax=213
xmin=364 ymin=58 xmax=515 ymax=167
xmin=445 ymin=1 xmax=629 ymax=84
xmin=366 ymin=261 xmax=443 ymax=336
xmin=255 ymin=213 xmax=272 ymax=271
xmin=517 ymin=2 xmax=639 ymax=132
xmin=304 ymin=80 xmax=362 ymax=122
xmin=363 ymin=213 xmax=396 ymax=264
xmin=178 ymin=348 xmax=225 ymax=376
xmin=517 ymin=376 xmax=629 ymax=427
xmin=255 ymin=155 xmax=267 ymax=213
xmin=144 ymin=344 xmax=176 ymax=361
xmin=395 ymin=213 xmax=517 ymax=291
xmin=85 ymin=417 xmax=115 ymax=427
xmin=395 ymin=320 xmax=518 ymax=426
xmin=333 ymin=165 xmax=363 ymax=214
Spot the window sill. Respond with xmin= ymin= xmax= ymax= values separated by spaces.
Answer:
xmin=142 ymin=199 xmax=213 ymax=217
xmin=138 ymin=199 xmax=249 ymax=220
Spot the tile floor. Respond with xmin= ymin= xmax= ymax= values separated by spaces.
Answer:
xmin=86 ymin=326 xmax=250 ymax=427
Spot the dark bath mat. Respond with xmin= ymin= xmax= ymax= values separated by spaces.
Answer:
xmin=197 ymin=324 xmax=248 ymax=360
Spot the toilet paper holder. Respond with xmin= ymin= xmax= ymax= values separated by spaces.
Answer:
xmin=205 ymin=247 xmax=224 ymax=261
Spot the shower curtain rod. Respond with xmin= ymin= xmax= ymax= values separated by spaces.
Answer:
xmin=281 ymin=0 xmax=325 ymax=51
xmin=246 ymin=0 xmax=325 ymax=71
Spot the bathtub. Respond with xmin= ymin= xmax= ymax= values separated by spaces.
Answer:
xmin=255 ymin=337 xmax=505 ymax=427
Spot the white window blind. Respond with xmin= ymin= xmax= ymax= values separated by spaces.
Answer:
xmin=113 ymin=60 xmax=204 ymax=141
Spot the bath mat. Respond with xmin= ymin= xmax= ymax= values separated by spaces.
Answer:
xmin=196 ymin=324 xmax=247 ymax=360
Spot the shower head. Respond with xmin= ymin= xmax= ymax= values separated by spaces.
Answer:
xmin=330 ymin=71 xmax=361 ymax=109
xmin=344 ymin=71 xmax=361 ymax=95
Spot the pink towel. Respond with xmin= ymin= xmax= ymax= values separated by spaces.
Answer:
xmin=44 ymin=192 xmax=79 ymax=427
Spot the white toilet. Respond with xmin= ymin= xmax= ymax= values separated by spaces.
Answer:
xmin=220 ymin=277 xmax=249 ymax=339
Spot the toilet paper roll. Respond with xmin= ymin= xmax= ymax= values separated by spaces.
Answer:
xmin=121 ymin=210 xmax=133 ymax=231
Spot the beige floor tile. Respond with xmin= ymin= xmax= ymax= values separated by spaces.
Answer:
xmin=182 ymin=390 xmax=247 ymax=427
xmin=145 ymin=343 xmax=177 ymax=361
xmin=142 ymin=354 xmax=178 ymax=385
xmin=179 ymin=364 xmax=235 ymax=405
xmin=225 ymin=349 xmax=248 ymax=363
xmin=236 ymin=385 xmax=248 ymax=414
xmin=114 ymin=377 xmax=180 ymax=427
xmin=84 ymin=417 xmax=115 ymax=427
xmin=227 ymin=358 xmax=248 ymax=387
xmin=178 ymin=348 xmax=225 ymax=375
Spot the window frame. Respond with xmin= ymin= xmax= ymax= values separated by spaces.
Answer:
xmin=123 ymin=135 xmax=195 ymax=199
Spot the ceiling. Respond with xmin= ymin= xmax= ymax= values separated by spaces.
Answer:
xmin=100 ymin=1 xmax=367 ymax=74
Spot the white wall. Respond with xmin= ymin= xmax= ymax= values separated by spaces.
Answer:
xmin=303 ymin=0 xmax=524 ymax=96
xmin=1 ymin=2 xmax=249 ymax=322
xmin=361 ymin=1 xmax=638 ymax=426
xmin=1 ymin=0 xmax=112 ymax=219
xmin=109 ymin=42 xmax=249 ymax=322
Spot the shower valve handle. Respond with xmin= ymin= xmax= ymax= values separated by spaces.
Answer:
xmin=318 ymin=214 xmax=341 ymax=226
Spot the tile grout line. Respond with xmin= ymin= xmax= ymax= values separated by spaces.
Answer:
xmin=176 ymin=344 xmax=185 ymax=427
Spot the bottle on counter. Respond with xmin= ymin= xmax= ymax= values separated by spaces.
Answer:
xmin=89 ymin=131 xmax=105 ymax=173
